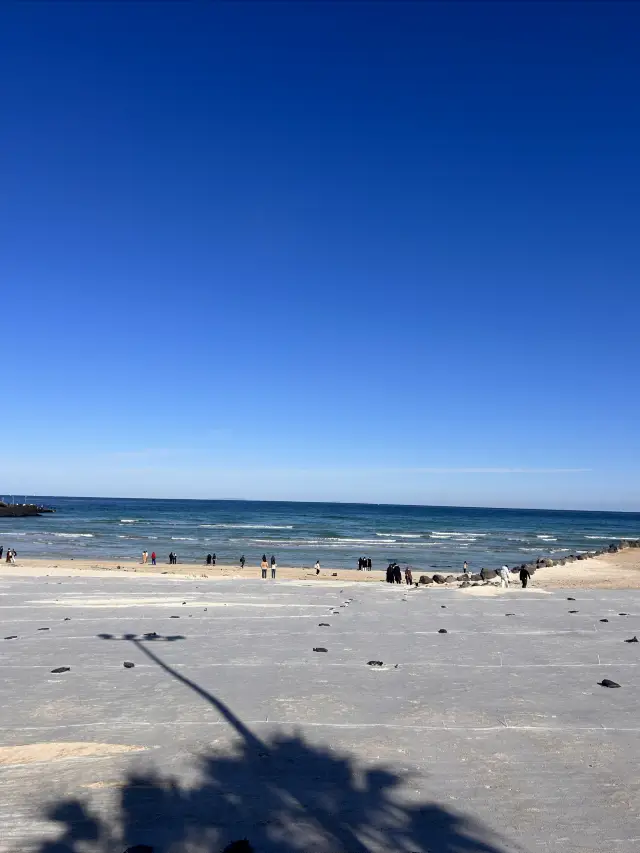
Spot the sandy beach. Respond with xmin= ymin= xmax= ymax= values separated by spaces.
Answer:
xmin=3 ymin=546 xmax=640 ymax=588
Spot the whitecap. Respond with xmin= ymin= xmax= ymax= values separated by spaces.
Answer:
xmin=199 ymin=523 xmax=294 ymax=530
xmin=171 ymin=536 xmax=198 ymax=541
xmin=375 ymin=532 xmax=422 ymax=538
xmin=53 ymin=533 xmax=94 ymax=538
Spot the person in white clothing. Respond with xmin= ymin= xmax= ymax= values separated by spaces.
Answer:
xmin=499 ymin=565 xmax=510 ymax=588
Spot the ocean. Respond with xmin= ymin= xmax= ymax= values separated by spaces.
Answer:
xmin=1 ymin=497 xmax=638 ymax=572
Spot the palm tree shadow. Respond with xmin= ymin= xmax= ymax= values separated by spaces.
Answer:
xmin=32 ymin=638 xmax=518 ymax=853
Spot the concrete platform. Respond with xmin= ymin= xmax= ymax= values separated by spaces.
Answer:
xmin=0 ymin=574 xmax=639 ymax=853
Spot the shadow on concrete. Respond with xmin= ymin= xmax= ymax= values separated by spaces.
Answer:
xmin=31 ymin=638 xmax=515 ymax=853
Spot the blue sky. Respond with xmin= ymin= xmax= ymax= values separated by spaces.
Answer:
xmin=1 ymin=2 xmax=639 ymax=510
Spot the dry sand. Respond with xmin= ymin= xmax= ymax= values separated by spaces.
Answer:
xmin=3 ymin=548 xmax=640 ymax=588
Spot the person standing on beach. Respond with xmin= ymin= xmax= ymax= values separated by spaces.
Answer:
xmin=463 ymin=561 xmax=468 ymax=575
xmin=519 ymin=566 xmax=531 ymax=588
xmin=315 ymin=560 xmax=320 ymax=574
xmin=206 ymin=554 xmax=212 ymax=565
xmin=271 ymin=555 xmax=277 ymax=579
xmin=151 ymin=551 xmax=156 ymax=566
xmin=142 ymin=550 xmax=148 ymax=565
xmin=404 ymin=567 xmax=413 ymax=585
xmin=261 ymin=556 xmax=269 ymax=579
xmin=367 ymin=558 xmax=372 ymax=571
xmin=498 ymin=565 xmax=510 ymax=588
xmin=212 ymin=553 xmax=216 ymax=566
xmin=0 ymin=546 xmax=3 ymax=560
xmin=240 ymin=555 xmax=245 ymax=569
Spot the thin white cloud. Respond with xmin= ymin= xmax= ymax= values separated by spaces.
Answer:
xmin=403 ymin=467 xmax=591 ymax=474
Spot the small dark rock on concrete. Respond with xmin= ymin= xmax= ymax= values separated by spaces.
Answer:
xmin=624 ymin=636 xmax=639 ymax=643
xmin=313 ymin=647 xmax=328 ymax=652
xmin=368 ymin=660 xmax=384 ymax=666
xmin=51 ymin=666 xmax=70 ymax=674
xmin=123 ymin=661 xmax=135 ymax=668
xmin=438 ymin=628 xmax=448 ymax=634
xmin=599 ymin=679 xmax=621 ymax=688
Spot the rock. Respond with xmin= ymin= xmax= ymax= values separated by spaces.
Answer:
xmin=438 ymin=628 xmax=448 ymax=634
xmin=568 ymin=610 xmax=579 ymax=614
xmin=608 ymin=544 xmax=619 ymax=553
xmin=331 ymin=573 xmax=337 ymax=577
xmin=143 ymin=632 xmax=158 ymax=639
xmin=367 ymin=660 xmax=384 ymax=666
xmin=567 ymin=597 xmax=575 ymax=601
xmin=432 ymin=574 xmax=446 ymax=584
xmin=460 ymin=581 xmax=470 ymax=588
xmin=505 ymin=613 xmax=515 ymax=616
xmin=221 ymin=841 xmax=254 ymax=853
xmin=472 ymin=582 xmax=480 ymax=586
xmin=38 ymin=628 xmax=50 ymax=631
xmin=470 ymin=573 xmax=482 ymax=582
xmin=170 ymin=616 xmax=180 ymax=618
xmin=483 ymin=569 xmax=497 ymax=580
xmin=576 ymin=554 xmax=586 ymax=560
xmin=318 ymin=623 xmax=330 ymax=627
xmin=64 ymin=617 xmax=71 ymax=621
xmin=313 ymin=647 xmax=328 ymax=652
xmin=124 ymin=846 xmax=155 ymax=853
xmin=441 ymin=605 xmax=447 ymax=609
xmin=618 ymin=613 xmax=628 ymax=616
xmin=600 ymin=619 xmax=609 ymax=623
xmin=50 ymin=666 xmax=70 ymax=674
xmin=599 ymin=679 xmax=621 ymax=688
xmin=418 ymin=575 xmax=433 ymax=585
xmin=624 ymin=636 xmax=638 ymax=643
xmin=123 ymin=661 xmax=135 ymax=668
xmin=4 ymin=636 xmax=17 ymax=640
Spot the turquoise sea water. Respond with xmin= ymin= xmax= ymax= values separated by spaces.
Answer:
xmin=1 ymin=497 xmax=638 ymax=572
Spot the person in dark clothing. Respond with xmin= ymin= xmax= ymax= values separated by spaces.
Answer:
xmin=212 ymin=553 xmax=216 ymax=566
xmin=367 ymin=558 xmax=372 ymax=571
xmin=0 ymin=546 xmax=3 ymax=560
xmin=393 ymin=564 xmax=402 ymax=584
xmin=404 ymin=567 xmax=413 ymax=585
xmin=386 ymin=564 xmax=394 ymax=583
xmin=520 ymin=567 xmax=531 ymax=588
xmin=206 ymin=554 xmax=212 ymax=565
xmin=358 ymin=557 xmax=363 ymax=571
xmin=270 ymin=555 xmax=277 ymax=579
xmin=240 ymin=555 xmax=245 ymax=569
xmin=168 ymin=553 xmax=173 ymax=565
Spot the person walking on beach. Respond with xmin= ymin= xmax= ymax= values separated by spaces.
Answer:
xmin=498 ymin=565 xmax=510 ymax=589
xmin=519 ymin=566 xmax=531 ymax=588
xmin=271 ymin=555 xmax=277 ymax=579
xmin=404 ymin=567 xmax=413 ymax=585
xmin=315 ymin=560 xmax=320 ymax=574
xmin=212 ymin=553 xmax=216 ymax=566
xmin=240 ymin=555 xmax=245 ymax=569
xmin=261 ymin=556 xmax=269 ymax=579
xmin=142 ymin=550 xmax=148 ymax=565
xmin=463 ymin=561 xmax=469 ymax=575
xmin=151 ymin=551 xmax=156 ymax=566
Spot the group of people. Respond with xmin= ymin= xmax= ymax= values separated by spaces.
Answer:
xmin=261 ymin=554 xmax=277 ymax=579
xmin=386 ymin=562 xmax=413 ymax=584
xmin=1 ymin=546 xmax=16 ymax=563
xmin=205 ymin=553 xmax=217 ymax=565
xmin=168 ymin=552 xmax=178 ymax=565
xmin=357 ymin=557 xmax=372 ymax=571
xmin=141 ymin=550 xmax=157 ymax=566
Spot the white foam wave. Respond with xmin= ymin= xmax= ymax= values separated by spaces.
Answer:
xmin=170 ymin=536 xmax=198 ymax=541
xmin=430 ymin=531 xmax=487 ymax=538
xmin=120 ymin=519 xmax=139 ymax=523
xmin=375 ymin=532 xmax=422 ymax=538
xmin=53 ymin=533 xmax=94 ymax=538
xmin=584 ymin=535 xmax=638 ymax=541
xmin=537 ymin=536 xmax=557 ymax=541
xmin=199 ymin=524 xmax=294 ymax=530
